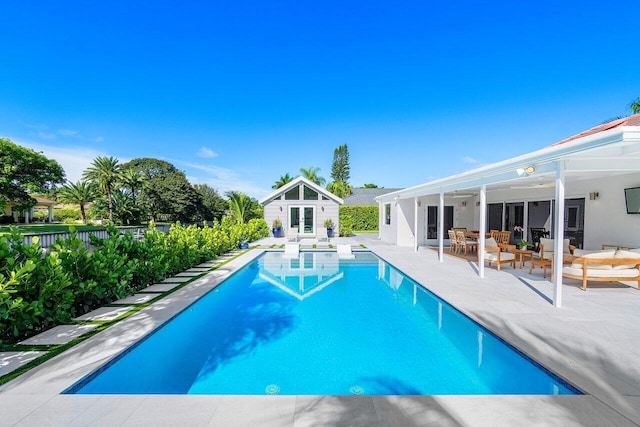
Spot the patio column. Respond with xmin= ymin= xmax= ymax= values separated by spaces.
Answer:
xmin=439 ymin=192 xmax=444 ymax=262
xmin=553 ymin=161 xmax=566 ymax=308
xmin=48 ymin=206 xmax=54 ymax=222
xmin=479 ymin=184 xmax=487 ymax=278
xmin=414 ymin=197 xmax=419 ymax=252
xmin=24 ymin=209 xmax=30 ymax=224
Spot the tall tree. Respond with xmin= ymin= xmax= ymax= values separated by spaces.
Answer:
xmin=272 ymin=173 xmax=294 ymax=189
xmin=630 ymin=97 xmax=640 ymax=114
xmin=82 ymin=156 xmax=121 ymax=221
xmin=118 ymin=168 xmax=146 ymax=200
xmin=0 ymin=138 xmax=65 ymax=205
xmin=57 ymin=180 xmax=99 ymax=223
xmin=330 ymin=144 xmax=350 ymax=183
xmin=299 ymin=166 xmax=326 ymax=186
xmin=194 ymin=183 xmax=227 ymax=221
xmin=121 ymin=158 xmax=202 ymax=222
xmin=327 ymin=181 xmax=351 ymax=198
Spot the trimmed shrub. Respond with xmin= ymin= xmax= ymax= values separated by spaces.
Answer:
xmin=339 ymin=214 xmax=353 ymax=237
xmin=0 ymin=217 xmax=270 ymax=344
xmin=339 ymin=206 xmax=378 ymax=231
xmin=53 ymin=207 xmax=81 ymax=222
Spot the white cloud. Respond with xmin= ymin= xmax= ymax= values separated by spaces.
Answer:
xmin=171 ymin=159 xmax=269 ymax=198
xmin=461 ymin=156 xmax=478 ymax=164
xmin=37 ymin=131 xmax=56 ymax=139
xmin=197 ymin=146 xmax=218 ymax=158
xmin=16 ymin=139 xmax=111 ymax=184
xmin=58 ymin=129 xmax=80 ymax=137
xmin=93 ymin=136 xmax=104 ymax=142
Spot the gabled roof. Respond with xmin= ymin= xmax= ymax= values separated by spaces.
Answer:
xmin=259 ymin=176 xmax=344 ymax=205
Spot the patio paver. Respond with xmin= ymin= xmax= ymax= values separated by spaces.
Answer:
xmin=161 ymin=276 xmax=192 ymax=283
xmin=196 ymin=262 xmax=216 ymax=268
xmin=19 ymin=324 xmax=99 ymax=346
xmin=175 ymin=271 xmax=202 ymax=277
xmin=186 ymin=267 xmax=210 ymax=273
xmin=74 ymin=306 xmax=131 ymax=321
xmin=111 ymin=293 xmax=157 ymax=305
xmin=0 ymin=352 xmax=46 ymax=376
xmin=139 ymin=282 xmax=183 ymax=293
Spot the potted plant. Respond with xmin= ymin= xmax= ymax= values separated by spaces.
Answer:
xmin=519 ymin=239 xmax=530 ymax=250
xmin=272 ymin=218 xmax=283 ymax=238
xmin=324 ymin=218 xmax=335 ymax=238
xmin=239 ymin=235 xmax=249 ymax=249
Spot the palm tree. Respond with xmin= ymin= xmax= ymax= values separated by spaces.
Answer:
xmin=630 ymin=97 xmax=640 ymax=114
xmin=227 ymin=191 xmax=252 ymax=224
xmin=272 ymin=173 xmax=294 ymax=189
xmin=299 ymin=166 xmax=326 ymax=186
xmin=119 ymin=168 xmax=146 ymax=199
xmin=57 ymin=180 xmax=99 ymax=223
xmin=82 ymin=156 xmax=121 ymax=221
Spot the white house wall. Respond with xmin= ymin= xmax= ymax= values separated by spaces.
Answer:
xmin=264 ymin=198 xmax=340 ymax=237
xmin=396 ymin=199 xmax=415 ymax=247
xmin=576 ymin=173 xmax=640 ymax=249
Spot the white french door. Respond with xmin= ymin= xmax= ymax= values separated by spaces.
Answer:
xmin=289 ymin=206 xmax=315 ymax=236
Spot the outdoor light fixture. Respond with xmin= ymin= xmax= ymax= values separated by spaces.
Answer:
xmin=589 ymin=192 xmax=600 ymax=200
xmin=279 ymin=206 xmax=282 ymax=211
xmin=516 ymin=165 xmax=536 ymax=176
xmin=461 ymin=201 xmax=467 ymax=207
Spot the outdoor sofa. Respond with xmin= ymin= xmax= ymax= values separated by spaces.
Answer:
xmin=561 ymin=248 xmax=640 ymax=291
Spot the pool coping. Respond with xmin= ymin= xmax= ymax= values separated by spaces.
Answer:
xmin=1 ymin=245 xmax=638 ymax=426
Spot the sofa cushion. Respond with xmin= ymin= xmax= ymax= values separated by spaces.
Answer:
xmin=563 ymin=266 xmax=639 ymax=278
xmin=484 ymin=237 xmax=498 ymax=248
xmin=571 ymin=250 xmax=615 ymax=270
xmin=485 ymin=251 xmax=515 ymax=262
xmin=539 ymin=238 xmax=571 ymax=260
xmin=613 ymin=250 xmax=640 ymax=270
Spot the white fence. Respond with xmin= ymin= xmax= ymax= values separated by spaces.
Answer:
xmin=19 ymin=225 xmax=172 ymax=249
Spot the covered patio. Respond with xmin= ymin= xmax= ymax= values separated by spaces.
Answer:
xmin=377 ymin=114 xmax=640 ymax=307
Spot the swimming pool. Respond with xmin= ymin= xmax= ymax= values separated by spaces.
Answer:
xmin=67 ymin=251 xmax=579 ymax=395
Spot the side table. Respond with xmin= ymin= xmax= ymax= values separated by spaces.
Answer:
xmin=513 ymin=249 xmax=534 ymax=269
xmin=529 ymin=256 xmax=552 ymax=278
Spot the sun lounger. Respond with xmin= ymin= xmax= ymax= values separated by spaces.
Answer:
xmin=337 ymin=244 xmax=355 ymax=259
xmin=283 ymin=243 xmax=300 ymax=259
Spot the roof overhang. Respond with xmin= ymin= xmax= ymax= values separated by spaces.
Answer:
xmin=259 ymin=176 xmax=344 ymax=205
xmin=375 ymin=125 xmax=640 ymax=202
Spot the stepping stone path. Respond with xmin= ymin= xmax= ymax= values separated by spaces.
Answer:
xmin=175 ymin=272 xmax=202 ymax=277
xmin=19 ymin=324 xmax=99 ymax=346
xmin=139 ymin=282 xmax=183 ymax=293
xmin=0 ymin=351 xmax=46 ymax=376
xmin=160 ymin=276 xmax=192 ymax=283
xmin=74 ymin=306 xmax=131 ymax=321
xmin=111 ymin=293 xmax=157 ymax=305
xmin=2 ymin=250 xmax=243 ymax=380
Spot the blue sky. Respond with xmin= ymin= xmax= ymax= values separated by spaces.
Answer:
xmin=1 ymin=1 xmax=638 ymax=198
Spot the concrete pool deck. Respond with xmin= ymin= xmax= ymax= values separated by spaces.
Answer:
xmin=0 ymin=235 xmax=638 ymax=426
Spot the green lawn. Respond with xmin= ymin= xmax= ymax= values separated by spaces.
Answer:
xmin=0 ymin=224 xmax=104 ymax=235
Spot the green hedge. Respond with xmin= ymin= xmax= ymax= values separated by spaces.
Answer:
xmin=53 ymin=207 xmax=81 ymax=221
xmin=0 ymin=218 xmax=269 ymax=344
xmin=339 ymin=206 xmax=378 ymax=231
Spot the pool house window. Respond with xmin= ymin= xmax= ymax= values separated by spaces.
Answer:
xmin=385 ymin=203 xmax=391 ymax=225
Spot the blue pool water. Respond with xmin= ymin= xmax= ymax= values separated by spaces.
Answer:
xmin=68 ymin=251 xmax=578 ymax=395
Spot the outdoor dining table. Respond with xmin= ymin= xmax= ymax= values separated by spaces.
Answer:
xmin=465 ymin=231 xmax=492 ymax=240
